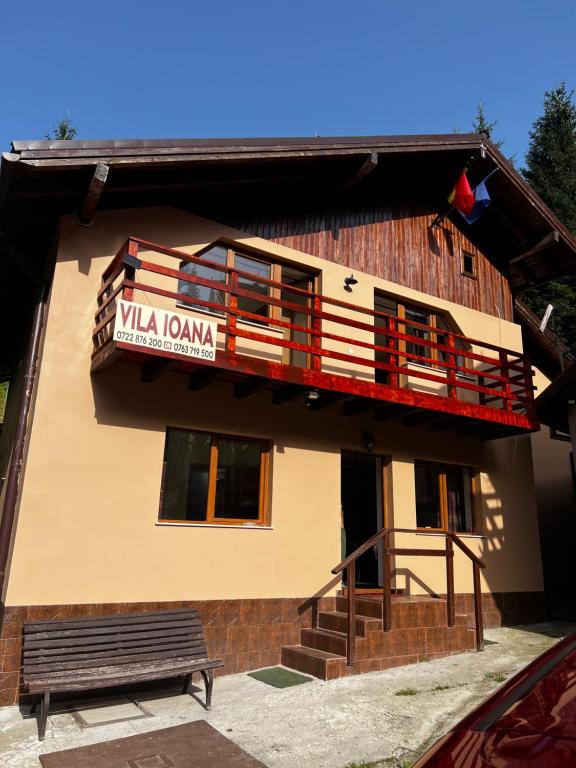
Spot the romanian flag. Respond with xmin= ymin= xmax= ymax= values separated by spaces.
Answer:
xmin=448 ymin=171 xmax=475 ymax=217
xmin=463 ymin=179 xmax=491 ymax=224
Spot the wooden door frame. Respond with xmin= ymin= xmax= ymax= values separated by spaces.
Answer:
xmin=341 ymin=451 xmax=391 ymax=594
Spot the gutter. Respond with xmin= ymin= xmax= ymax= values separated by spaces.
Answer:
xmin=0 ymin=290 xmax=46 ymax=603
xmin=0 ymin=242 xmax=56 ymax=606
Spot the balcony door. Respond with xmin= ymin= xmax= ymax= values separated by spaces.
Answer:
xmin=341 ymin=451 xmax=385 ymax=589
xmin=280 ymin=265 xmax=316 ymax=368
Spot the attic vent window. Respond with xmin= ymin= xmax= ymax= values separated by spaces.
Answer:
xmin=461 ymin=251 xmax=476 ymax=279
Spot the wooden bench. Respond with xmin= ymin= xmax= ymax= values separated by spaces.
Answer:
xmin=22 ymin=608 xmax=224 ymax=739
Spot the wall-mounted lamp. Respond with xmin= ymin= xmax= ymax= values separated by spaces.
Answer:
xmin=343 ymin=274 xmax=358 ymax=292
xmin=362 ymin=431 xmax=375 ymax=453
xmin=306 ymin=390 xmax=320 ymax=408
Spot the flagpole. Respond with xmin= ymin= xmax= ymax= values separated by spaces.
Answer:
xmin=430 ymin=206 xmax=455 ymax=229
xmin=430 ymin=166 xmax=499 ymax=229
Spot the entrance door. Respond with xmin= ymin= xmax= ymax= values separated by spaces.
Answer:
xmin=341 ymin=451 xmax=384 ymax=588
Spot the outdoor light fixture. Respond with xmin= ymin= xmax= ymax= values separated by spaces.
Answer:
xmin=362 ymin=431 xmax=375 ymax=453
xmin=305 ymin=390 xmax=320 ymax=407
xmin=343 ymin=274 xmax=358 ymax=292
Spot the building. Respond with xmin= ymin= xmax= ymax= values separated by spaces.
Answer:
xmin=0 ymin=133 xmax=574 ymax=706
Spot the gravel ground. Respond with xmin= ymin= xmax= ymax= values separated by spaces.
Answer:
xmin=1 ymin=621 xmax=573 ymax=768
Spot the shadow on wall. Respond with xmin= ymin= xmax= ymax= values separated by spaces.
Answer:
xmin=384 ymin=434 xmax=547 ymax=625
xmin=90 ymin=363 xmax=546 ymax=626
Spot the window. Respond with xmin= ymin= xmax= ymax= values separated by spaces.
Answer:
xmin=550 ymin=427 xmax=571 ymax=442
xmin=415 ymin=460 xmax=477 ymax=533
xmin=159 ymin=428 xmax=270 ymax=525
xmin=374 ymin=294 xmax=470 ymax=381
xmin=177 ymin=244 xmax=317 ymax=366
xmin=178 ymin=244 xmax=273 ymax=322
xmin=178 ymin=244 xmax=229 ymax=313
xmin=404 ymin=304 xmax=431 ymax=362
xmin=461 ymin=251 xmax=476 ymax=278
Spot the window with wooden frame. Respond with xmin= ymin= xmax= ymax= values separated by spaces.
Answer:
xmin=461 ymin=250 xmax=477 ymax=279
xmin=159 ymin=428 xmax=271 ymax=525
xmin=414 ymin=460 xmax=480 ymax=534
xmin=374 ymin=294 xmax=470 ymax=381
xmin=177 ymin=243 xmax=317 ymax=366
xmin=177 ymin=243 xmax=278 ymax=323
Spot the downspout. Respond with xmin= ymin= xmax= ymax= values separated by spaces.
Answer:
xmin=0 ymin=274 xmax=52 ymax=607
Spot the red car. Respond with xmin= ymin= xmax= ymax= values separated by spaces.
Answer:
xmin=412 ymin=632 xmax=576 ymax=767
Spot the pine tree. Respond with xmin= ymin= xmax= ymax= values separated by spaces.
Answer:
xmin=523 ymin=84 xmax=576 ymax=233
xmin=472 ymin=101 xmax=503 ymax=148
xmin=523 ymin=84 xmax=576 ymax=352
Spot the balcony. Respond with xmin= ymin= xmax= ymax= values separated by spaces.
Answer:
xmin=92 ymin=237 xmax=538 ymax=439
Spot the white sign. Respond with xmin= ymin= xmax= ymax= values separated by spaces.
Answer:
xmin=113 ymin=300 xmax=217 ymax=361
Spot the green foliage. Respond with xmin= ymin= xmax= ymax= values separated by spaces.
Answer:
xmin=523 ymin=84 xmax=576 ymax=232
xmin=524 ymin=276 xmax=576 ymax=352
xmin=46 ymin=114 xmax=77 ymax=140
xmin=394 ymin=687 xmax=418 ymax=696
xmin=484 ymin=671 xmax=507 ymax=683
xmin=472 ymin=101 xmax=503 ymax=148
xmin=0 ymin=381 xmax=8 ymax=423
xmin=522 ymin=84 xmax=576 ymax=351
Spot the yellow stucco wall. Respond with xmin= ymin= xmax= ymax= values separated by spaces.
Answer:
xmin=4 ymin=207 xmax=544 ymax=605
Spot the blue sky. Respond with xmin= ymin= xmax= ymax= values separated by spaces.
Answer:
xmin=1 ymin=1 xmax=574 ymax=165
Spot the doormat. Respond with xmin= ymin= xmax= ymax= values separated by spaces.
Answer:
xmin=247 ymin=666 xmax=313 ymax=688
xmin=39 ymin=720 xmax=266 ymax=768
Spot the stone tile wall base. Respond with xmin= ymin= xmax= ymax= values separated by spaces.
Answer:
xmin=0 ymin=592 xmax=546 ymax=706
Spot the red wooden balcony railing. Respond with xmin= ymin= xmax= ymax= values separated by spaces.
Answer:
xmin=92 ymin=237 xmax=537 ymax=431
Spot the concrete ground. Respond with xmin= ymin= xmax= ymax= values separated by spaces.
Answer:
xmin=1 ymin=621 xmax=573 ymax=768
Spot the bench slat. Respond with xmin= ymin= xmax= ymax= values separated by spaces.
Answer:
xmin=25 ymin=617 xmax=203 ymax=642
xmin=24 ymin=645 xmax=209 ymax=675
xmin=23 ymin=632 xmax=202 ymax=659
xmin=27 ymin=658 xmax=224 ymax=694
xmin=24 ymin=626 xmax=201 ymax=651
xmin=23 ymin=609 xmax=200 ymax=633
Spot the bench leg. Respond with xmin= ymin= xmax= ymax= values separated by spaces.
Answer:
xmin=200 ymin=670 xmax=213 ymax=711
xmin=29 ymin=694 xmax=40 ymax=716
xmin=182 ymin=673 xmax=193 ymax=695
xmin=38 ymin=691 xmax=50 ymax=741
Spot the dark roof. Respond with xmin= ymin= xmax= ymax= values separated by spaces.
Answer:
xmin=2 ymin=131 xmax=576 ymax=381
xmin=2 ymin=132 xmax=575 ymax=294
xmin=515 ymin=300 xmax=576 ymax=380
xmin=9 ymin=133 xmax=489 ymax=156
xmin=535 ymin=363 xmax=576 ymax=433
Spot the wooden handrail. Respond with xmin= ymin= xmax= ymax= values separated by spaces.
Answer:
xmin=447 ymin=531 xmax=485 ymax=568
xmin=133 ymin=262 xmax=533 ymax=390
xmin=332 ymin=527 xmax=485 ymax=666
xmin=109 ymin=271 xmax=533 ymax=407
xmin=332 ymin=527 xmax=484 ymax=575
xmin=113 ymin=236 xmax=533 ymax=360
xmin=93 ymin=237 xmax=537 ymax=420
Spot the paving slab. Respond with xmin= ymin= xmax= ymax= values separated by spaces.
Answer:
xmin=1 ymin=622 xmax=574 ymax=768
xmin=71 ymin=699 xmax=150 ymax=727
